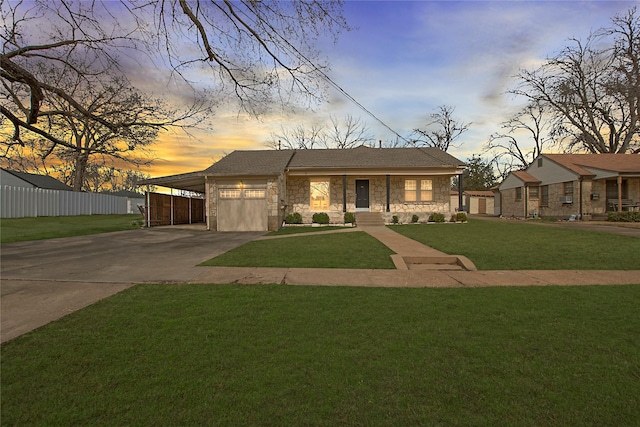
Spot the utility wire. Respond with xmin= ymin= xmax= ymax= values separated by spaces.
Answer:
xmin=267 ymin=21 xmax=411 ymax=144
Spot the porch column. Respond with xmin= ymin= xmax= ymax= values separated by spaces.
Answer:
xmin=386 ymin=175 xmax=390 ymax=212
xmin=458 ymin=174 xmax=464 ymax=212
xmin=342 ymin=175 xmax=347 ymax=213
xmin=170 ymin=188 xmax=174 ymax=225
xmin=618 ymin=175 xmax=623 ymax=212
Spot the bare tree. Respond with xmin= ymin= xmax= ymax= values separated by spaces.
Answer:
xmin=321 ymin=114 xmax=374 ymax=148
xmin=1 ymin=0 xmax=349 ymax=153
xmin=266 ymin=123 xmax=326 ymax=150
xmin=266 ymin=114 xmax=374 ymax=150
xmin=412 ymin=105 xmax=471 ymax=152
xmin=2 ymin=57 xmax=208 ymax=190
xmin=512 ymin=7 xmax=640 ymax=154
xmin=486 ymin=101 xmax=557 ymax=171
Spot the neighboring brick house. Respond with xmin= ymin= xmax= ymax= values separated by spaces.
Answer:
xmin=141 ymin=146 xmax=466 ymax=231
xmin=498 ymin=154 xmax=640 ymax=219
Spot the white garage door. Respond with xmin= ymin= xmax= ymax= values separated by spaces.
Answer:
xmin=217 ymin=188 xmax=268 ymax=231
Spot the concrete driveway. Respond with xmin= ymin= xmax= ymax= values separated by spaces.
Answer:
xmin=1 ymin=227 xmax=263 ymax=343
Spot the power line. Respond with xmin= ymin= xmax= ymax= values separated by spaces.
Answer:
xmin=319 ymin=71 xmax=411 ymax=144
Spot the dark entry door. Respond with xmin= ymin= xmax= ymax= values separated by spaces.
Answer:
xmin=355 ymin=180 xmax=369 ymax=209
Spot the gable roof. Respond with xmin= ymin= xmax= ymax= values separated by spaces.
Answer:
xmin=203 ymin=146 xmax=466 ymax=177
xmin=542 ymin=154 xmax=640 ymax=175
xmin=512 ymin=170 xmax=541 ymax=184
xmin=140 ymin=147 xmax=466 ymax=192
xmin=2 ymin=168 xmax=72 ymax=190
xmin=287 ymin=146 xmax=465 ymax=170
xmin=204 ymin=150 xmax=296 ymax=176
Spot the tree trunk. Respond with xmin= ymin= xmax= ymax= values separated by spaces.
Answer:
xmin=72 ymin=151 xmax=89 ymax=191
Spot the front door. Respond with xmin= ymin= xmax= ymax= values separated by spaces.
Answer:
xmin=355 ymin=180 xmax=370 ymax=210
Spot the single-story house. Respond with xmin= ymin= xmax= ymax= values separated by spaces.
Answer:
xmin=497 ymin=153 xmax=640 ymax=219
xmin=140 ymin=146 xmax=466 ymax=231
xmin=1 ymin=168 xmax=73 ymax=190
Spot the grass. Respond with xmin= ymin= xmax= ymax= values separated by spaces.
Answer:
xmin=391 ymin=219 xmax=640 ymax=270
xmin=0 ymin=214 xmax=142 ymax=243
xmin=266 ymin=225 xmax=352 ymax=236
xmin=2 ymin=283 xmax=639 ymax=426
xmin=200 ymin=231 xmax=396 ymax=269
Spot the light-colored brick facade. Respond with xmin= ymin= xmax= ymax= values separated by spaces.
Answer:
xmin=286 ymin=175 xmax=453 ymax=224
xmin=499 ymin=154 xmax=640 ymax=220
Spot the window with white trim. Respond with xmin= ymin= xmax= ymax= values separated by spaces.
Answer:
xmin=405 ymin=179 xmax=433 ymax=202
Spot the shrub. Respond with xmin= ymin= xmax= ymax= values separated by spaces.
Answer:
xmin=312 ymin=212 xmax=330 ymax=224
xmin=392 ymin=215 xmax=399 ymax=224
xmin=428 ymin=213 xmax=445 ymax=223
xmin=607 ymin=211 xmax=640 ymax=222
xmin=411 ymin=214 xmax=419 ymax=223
xmin=344 ymin=212 xmax=355 ymax=224
xmin=456 ymin=212 xmax=468 ymax=222
xmin=284 ymin=212 xmax=302 ymax=224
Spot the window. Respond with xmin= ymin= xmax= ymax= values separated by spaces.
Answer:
xmin=405 ymin=179 xmax=433 ymax=202
xmin=219 ymin=189 xmax=241 ymax=199
xmin=405 ymin=180 xmax=417 ymax=201
xmin=563 ymin=182 xmax=574 ymax=196
xmin=541 ymin=185 xmax=549 ymax=206
xmin=244 ymin=189 xmax=265 ymax=199
xmin=515 ymin=187 xmax=522 ymax=201
xmin=529 ymin=186 xmax=539 ymax=199
xmin=420 ymin=179 xmax=433 ymax=201
xmin=310 ymin=179 xmax=330 ymax=211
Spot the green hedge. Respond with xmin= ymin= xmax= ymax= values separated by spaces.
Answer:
xmin=284 ymin=212 xmax=303 ymax=224
xmin=312 ymin=212 xmax=330 ymax=224
xmin=607 ymin=211 xmax=640 ymax=222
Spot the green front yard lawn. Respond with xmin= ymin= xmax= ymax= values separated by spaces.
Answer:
xmin=202 ymin=219 xmax=640 ymax=270
xmin=0 ymin=214 xmax=141 ymax=243
xmin=392 ymin=219 xmax=640 ymax=270
xmin=2 ymin=284 xmax=639 ymax=426
xmin=200 ymin=231 xmax=396 ymax=269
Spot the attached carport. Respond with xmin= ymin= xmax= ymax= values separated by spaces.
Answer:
xmin=138 ymin=171 xmax=207 ymax=228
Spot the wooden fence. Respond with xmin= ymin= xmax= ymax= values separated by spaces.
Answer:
xmin=144 ymin=192 xmax=205 ymax=226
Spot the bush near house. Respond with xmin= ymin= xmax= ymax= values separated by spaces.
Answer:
xmin=392 ymin=215 xmax=399 ymax=224
xmin=344 ymin=212 xmax=355 ymax=224
xmin=284 ymin=212 xmax=303 ymax=224
xmin=456 ymin=212 xmax=467 ymax=222
xmin=411 ymin=214 xmax=419 ymax=223
xmin=312 ymin=212 xmax=330 ymax=224
xmin=608 ymin=211 xmax=640 ymax=222
xmin=428 ymin=213 xmax=446 ymax=223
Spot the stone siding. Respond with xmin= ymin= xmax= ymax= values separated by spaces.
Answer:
xmin=286 ymin=175 xmax=453 ymax=224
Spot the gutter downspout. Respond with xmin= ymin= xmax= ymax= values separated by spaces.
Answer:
xmin=524 ymin=185 xmax=528 ymax=218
